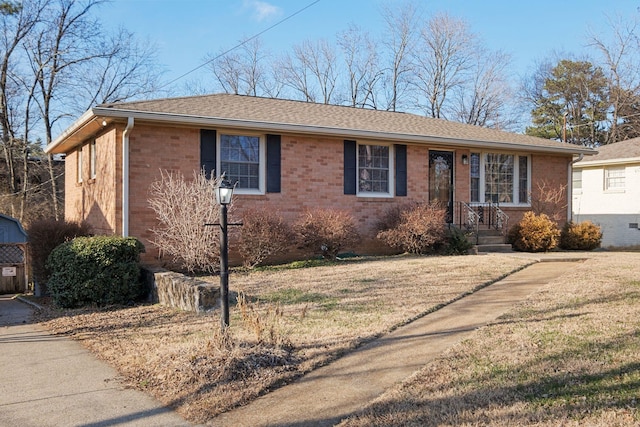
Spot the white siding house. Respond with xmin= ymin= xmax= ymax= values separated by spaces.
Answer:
xmin=572 ymin=138 xmax=640 ymax=247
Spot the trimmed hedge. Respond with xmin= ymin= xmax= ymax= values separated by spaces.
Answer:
xmin=46 ymin=236 xmax=146 ymax=308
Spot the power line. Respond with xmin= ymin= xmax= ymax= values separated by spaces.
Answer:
xmin=161 ymin=0 xmax=322 ymax=90
xmin=566 ymin=111 xmax=640 ymax=129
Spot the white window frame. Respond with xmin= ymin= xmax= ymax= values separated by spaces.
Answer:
xmin=217 ymin=132 xmax=265 ymax=195
xmin=77 ymin=145 xmax=83 ymax=183
xmin=356 ymin=142 xmax=394 ymax=198
xmin=604 ymin=166 xmax=625 ymax=192
xmin=470 ymin=152 xmax=530 ymax=206
xmin=572 ymin=169 xmax=582 ymax=194
xmin=89 ymin=140 xmax=97 ymax=179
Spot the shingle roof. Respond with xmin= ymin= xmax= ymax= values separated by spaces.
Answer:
xmin=575 ymin=137 xmax=640 ymax=165
xmin=48 ymin=93 xmax=596 ymax=155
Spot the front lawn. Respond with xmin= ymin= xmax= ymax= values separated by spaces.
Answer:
xmin=35 ymin=252 xmax=640 ymax=425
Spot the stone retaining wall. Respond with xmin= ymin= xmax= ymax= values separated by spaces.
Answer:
xmin=144 ymin=268 xmax=219 ymax=313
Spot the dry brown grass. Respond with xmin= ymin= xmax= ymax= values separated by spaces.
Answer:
xmin=35 ymin=254 xmax=529 ymax=424
xmin=34 ymin=253 xmax=640 ymax=425
xmin=338 ymin=252 xmax=640 ymax=426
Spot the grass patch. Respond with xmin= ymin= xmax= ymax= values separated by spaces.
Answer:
xmin=258 ymin=288 xmax=334 ymax=305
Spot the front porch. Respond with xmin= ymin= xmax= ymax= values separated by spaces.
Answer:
xmin=453 ymin=202 xmax=513 ymax=253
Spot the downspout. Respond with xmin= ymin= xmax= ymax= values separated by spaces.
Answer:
xmin=122 ymin=117 xmax=134 ymax=237
xmin=567 ymin=153 xmax=584 ymax=223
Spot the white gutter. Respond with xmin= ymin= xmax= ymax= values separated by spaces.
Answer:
xmin=122 ymin=117 xmax=134 ymax=237
xmin=567 ymin=153 xmax=584 ymax=222
xmin=573 ymin=156 xmax=640 ymax=168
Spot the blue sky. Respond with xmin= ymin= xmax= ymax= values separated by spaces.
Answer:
xmin=100 ymin=0 xmax=638 ymax=93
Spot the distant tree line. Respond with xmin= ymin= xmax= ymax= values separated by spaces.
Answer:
xmin=203 ymin=3 xmax=640 ymax=147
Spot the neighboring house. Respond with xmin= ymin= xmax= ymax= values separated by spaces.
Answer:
xmin=572 ymin=137 xmax=640 ymax=247
xmin=46 ymin=94 xmax=594 ymax=263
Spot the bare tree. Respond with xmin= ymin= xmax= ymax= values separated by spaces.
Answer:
xmin=208 ymin=37 xmax=272 ymax=96
xmin=589 ymin=14 xmax=640 ymax=143
xmin=278 ymin=38 xmax=338 ymax=104
xmin=379 ymin=1 xmax=419 ymax=111
xmin=412 ymin=12 xmax=476 ymax=119
xmin=452 ymin=47 xmax=516 ymax=129
xmin=73 ymin=27 xmax=163 ymax=109
xmin=337 ymin=24 xmax=382 ymax=108
xmin=0 ymin=0 xmax=45 ymax=218
xmin=17 ymin=0 xmax=162 ymax=220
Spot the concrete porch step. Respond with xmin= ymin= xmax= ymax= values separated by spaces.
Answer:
xmin=475 ymin=243 xmax=513 ymax=253
xmin=477 ymin=235 xmax=506 ymax=245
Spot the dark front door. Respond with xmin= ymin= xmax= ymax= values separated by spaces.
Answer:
xmin=429 ymin=150 xmax=454 ymax=223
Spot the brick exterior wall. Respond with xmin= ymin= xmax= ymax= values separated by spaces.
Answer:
xmin=65 ymin=123 xmax=572 ymax=265
xmin=64 ymin=129 xmax=119 ymax=235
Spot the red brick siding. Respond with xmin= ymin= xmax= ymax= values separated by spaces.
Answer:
xmin=66 ymin=123 xmax=573 ymax=264
xmin=64 ymin=129 xmax=118 ymax=235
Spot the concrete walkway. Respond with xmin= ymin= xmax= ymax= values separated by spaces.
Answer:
xmin=0 ymin=258 xmax=580 ymax=427
xmin=0 ymin=294 xmax=196 ymax=427
xmin=211 ymin=260 xmax=580 ymax=426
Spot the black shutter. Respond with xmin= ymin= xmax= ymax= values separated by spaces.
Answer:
xmin=344 ymin=140 xmax=357 ymax=195
xmin=395 ymin=144 xmax=407 ymax=196
xmin=266 ymin=134 xmax=281 ymax=193
xmin=200 ymin=129 xmax=217 ymax=179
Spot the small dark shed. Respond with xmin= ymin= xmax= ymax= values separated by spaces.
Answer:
xmin=0 ymin=214 xmax=28 ymax=294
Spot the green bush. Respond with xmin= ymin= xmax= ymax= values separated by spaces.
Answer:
xmin=27 ymin=219 xmax=92 ymax=289
xmin=377 ymin=202 xmax=447 ymax=254
xmin=508 ymin=211 xmax=560 ymax=252
xmin=560 ymin=220 xmax=602 ymax=250
xmin=294 ymin=209 xmax=360 ymax=260
xmin=445 ymin=227 xmax=474 ymax=255
xmin=46 ymin=236 xmax=146 ymax=308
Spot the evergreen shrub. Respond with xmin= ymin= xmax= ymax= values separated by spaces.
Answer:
xmin=46 ymin=236 xmax=146 ymax=308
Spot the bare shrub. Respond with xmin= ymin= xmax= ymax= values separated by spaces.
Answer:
xmin=375 ymin=201 xmax=419 ymax=233
xmin=560 ymin=220 xmax=602 ymax=250
xmin=27 ymin=219 xmax=92 ymax=289
xmin=294 ymin=208 xmax=360 ymax=260
xmin=508 ymin=211 xmax=560 ymax=252
xmin=377 ymin=202 xmax=447 ymax=254
xmin=238 ymin=209 xmax=293 ymax=268
xmin=148 ymin=170 xmax=222 ymax=274
xmin=530 ymin=179 xmax=567 ymax=223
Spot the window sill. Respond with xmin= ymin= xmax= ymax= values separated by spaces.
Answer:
xmin=357 ymin=192 xmax=393 ymax=199
xmin=233 ymin=189 xmax=265 ymax=196
xmin=604 ymin=189 xmax=625 ymax=194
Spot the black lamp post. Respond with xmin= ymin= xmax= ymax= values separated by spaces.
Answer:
xmin=215 ymin=176 xmax=234 ymax=328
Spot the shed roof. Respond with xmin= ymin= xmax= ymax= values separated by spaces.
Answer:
xmin=0 ymin=214 xmax=28 ymax=243
xmin=47 ymin=93 xmax=596 ymax=156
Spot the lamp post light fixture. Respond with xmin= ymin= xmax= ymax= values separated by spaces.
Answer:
xmin=215 ymin=176 xmax=234 ymax=328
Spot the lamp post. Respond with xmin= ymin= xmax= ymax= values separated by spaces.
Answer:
xmin=215 ymin=176 xmax=234 ymax=328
